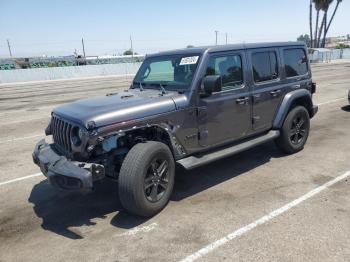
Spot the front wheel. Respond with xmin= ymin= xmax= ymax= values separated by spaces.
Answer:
xmin=275 ymin=106 xmax=310 ymax=154
xmin=118 ymin=141 xmax=175 ymax=217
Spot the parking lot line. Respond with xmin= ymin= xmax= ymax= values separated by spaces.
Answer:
xmin=113 ymin=223 xmax=158 ymax=237
xmin=317 ymin=97 xmax=347 ymax=106
xmin=1 ymin=116 xmax=48 ymax=126
xmin=180 ymin=170 xmax=350 ymax=262
xmin=0 ymin=134 xmax=42 ymax=144
xmin=0 ymin=173 xmax=42 ymax=186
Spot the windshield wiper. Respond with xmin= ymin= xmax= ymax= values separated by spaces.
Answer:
xmin=132 ymin=81 xmax=144 ymax=91
xmin=139 ymin=81 xmax=144 ymax=91
xmin=159 ymin=83 xmax=167 ymax=95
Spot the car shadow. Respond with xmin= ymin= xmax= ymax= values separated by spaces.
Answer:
xmin=28 ymin=141 xmax=284 ymax=239
xmin=28 ymin=179 xmax=149 ymax=239
xmin=341 ymin=105 xmax=350 ymax=112
xmin=172 ymin=141 xmax=284 ymax=201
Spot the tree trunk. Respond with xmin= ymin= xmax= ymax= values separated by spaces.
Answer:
xmin=325 ymin=0 xmax=341 ymax=38
xmin=314 ymin=10 xmax=320 ymax=48
xmin=317 ymin=14 xmax=326 ymax=48
xmin=309 ymin=0 xmax=313 ymax=47
xmin=322 ymin=11 xmax=328 ymax=47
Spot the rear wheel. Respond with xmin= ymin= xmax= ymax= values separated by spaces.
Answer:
xmin=118 ymin=141 xmax=175 ymax=217
xmin=275 ymin=106 xmax=310 ymax=154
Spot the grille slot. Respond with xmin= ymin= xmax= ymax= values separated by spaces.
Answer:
xmin=52 ymin=116 xmax=73 ymax=153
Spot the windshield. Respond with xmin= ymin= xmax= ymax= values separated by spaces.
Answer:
xmin=133 ymin=54 xmax=201 ymax=91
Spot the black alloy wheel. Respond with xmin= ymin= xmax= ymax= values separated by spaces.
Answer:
xmin=144 ymin=158 xmax=169 ymax=203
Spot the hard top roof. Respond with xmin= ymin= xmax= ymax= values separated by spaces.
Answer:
xmin=147 ymin=42 xmax=306 ymax=57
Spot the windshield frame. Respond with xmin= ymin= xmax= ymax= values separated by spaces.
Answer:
xmin=133 ymin=53 xmax=202 ymax=92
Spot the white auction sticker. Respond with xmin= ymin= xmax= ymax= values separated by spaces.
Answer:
xmin=179 ymin=56 xmax=199 ymax=65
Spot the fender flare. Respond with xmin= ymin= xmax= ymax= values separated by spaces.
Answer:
xmin=273 ymin=89 xmax=313 ymax=129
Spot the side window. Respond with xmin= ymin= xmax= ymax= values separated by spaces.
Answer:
xmin=252 ymin=51 xmax=278 ymax=83
xmin=283 ymin=48 xmax=308 ymax=78
xmin=206 ymin=54 xmax=243 ymax=91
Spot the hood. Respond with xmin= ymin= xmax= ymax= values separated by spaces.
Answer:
xmin=53 ymin=89 xmax=185 ymax=128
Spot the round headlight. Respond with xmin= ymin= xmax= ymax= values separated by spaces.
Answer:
xmin=71 ymin=126 xmax=82 ymax=146
xmin=78 ymin=128 xmax=85 ymax=140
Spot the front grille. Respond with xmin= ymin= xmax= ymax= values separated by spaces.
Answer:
xmin=51 ymin=116 xmax=73 ymax=153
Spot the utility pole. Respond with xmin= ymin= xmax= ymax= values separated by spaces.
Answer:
xmin=215 ymin=31 xmax=219 ymax=45
xmin=81 ymin=37 xmax=86 ymax=57
xmin=7 ymin=39 xmax=12 ymax=57
xmin=225 ymin=33 xmax=228 ymax=45
xmin=130 ymin=35 xmax=133 ymax=57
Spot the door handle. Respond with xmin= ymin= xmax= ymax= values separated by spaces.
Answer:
xmin=292 ymin=84 xmax=301 ymax=89
xmin=270 ymin=90 xmax=281 ymax=97
xmin=236 ymin=97 xmax=249 ymax=105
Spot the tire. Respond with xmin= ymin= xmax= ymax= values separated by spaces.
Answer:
xmin=118 ymin=141 xmax=175 ymax=217
xmin=275 ymin=106 xmax=310 ymax=154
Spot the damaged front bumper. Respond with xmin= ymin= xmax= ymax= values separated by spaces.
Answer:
xmin=32 ymin=139 xmax=105 ymax=191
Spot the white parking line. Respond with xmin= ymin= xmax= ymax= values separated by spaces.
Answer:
xmin=317 ymin=97 xmax=347 ymax=106
xmin=0 ymin=134 xmax=42 ymax=144
xmin=1 ymin=116 xmax=48 ymax=125
xmin=113 ymin=223 xmax=158 ymax=237
xmin=0 ymin=173 xmax=42 ymax=186
xmin=180 ymin=170 xmax=350 ymax=262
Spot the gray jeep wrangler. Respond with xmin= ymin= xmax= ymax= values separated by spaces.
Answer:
xmin=33 ymin=42 xmax=318 ymax=217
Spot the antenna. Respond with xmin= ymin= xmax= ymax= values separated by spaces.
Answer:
xmin=215 ymin=31 xmax=219 ymax=45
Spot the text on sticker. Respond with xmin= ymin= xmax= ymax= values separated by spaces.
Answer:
xmin=180 ymin=56 xmax=199 ymax=65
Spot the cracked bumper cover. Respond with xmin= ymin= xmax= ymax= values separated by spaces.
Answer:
xmin=32 ymin=139 xmax=105 ymax=190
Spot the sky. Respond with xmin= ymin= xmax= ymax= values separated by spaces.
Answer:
xmin=0 ymin=0 xmax=349 ymax=57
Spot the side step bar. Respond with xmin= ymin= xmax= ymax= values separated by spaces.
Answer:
xmin=177 ymin=130 xmax=280 ymax=170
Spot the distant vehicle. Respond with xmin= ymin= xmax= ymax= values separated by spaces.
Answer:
xmin=33 ymin=42 xmax=318 ymax=217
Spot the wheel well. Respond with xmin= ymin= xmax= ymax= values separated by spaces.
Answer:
xmin=289 ymin=96 xmax=313 ymax=117
xmin=124 ymin=126 xmax=180 ymax=158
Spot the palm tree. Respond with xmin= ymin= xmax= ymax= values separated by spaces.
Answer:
xmin=323 ymin=0 xmax=343 ymax=47
xmin=313 ymin=0 xmax=323 ymax=48
xmin=322 ymin=0 xmax=334 ymax=47
xmin=309 ymin=0 xmax=314 ymax=47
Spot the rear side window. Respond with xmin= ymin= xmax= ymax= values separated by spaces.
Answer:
xmin=252 ymin=51 xmax=278 ymax=83
xmin=283 ymin=48 xmax=308 ymax=77
xmin=206 ymin=54 xmax=243 ymax=91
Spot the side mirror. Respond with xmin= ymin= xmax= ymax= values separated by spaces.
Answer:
xmin=202 ymin=75 xmax=222 ymax=95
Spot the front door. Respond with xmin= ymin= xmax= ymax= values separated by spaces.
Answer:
xmin=197 ymin=51 xmax=252 ymax=147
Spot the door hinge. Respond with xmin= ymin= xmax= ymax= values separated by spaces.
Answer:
xmin=196 ymin=107 xmax=207 ymax=117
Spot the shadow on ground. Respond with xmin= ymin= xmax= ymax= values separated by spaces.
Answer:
xmin=341 ymin=105 xmax=350 ymax=112
xmin=28 ymin=180 xmax=148 ymax=239
xmin=29 ymin=141 xmax=284 ymax=239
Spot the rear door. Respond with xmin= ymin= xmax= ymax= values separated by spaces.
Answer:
xmin=197 ymin=51 xmax=252 ymax=147
xmin=247 ymin=48 xmax=285 ymax=131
